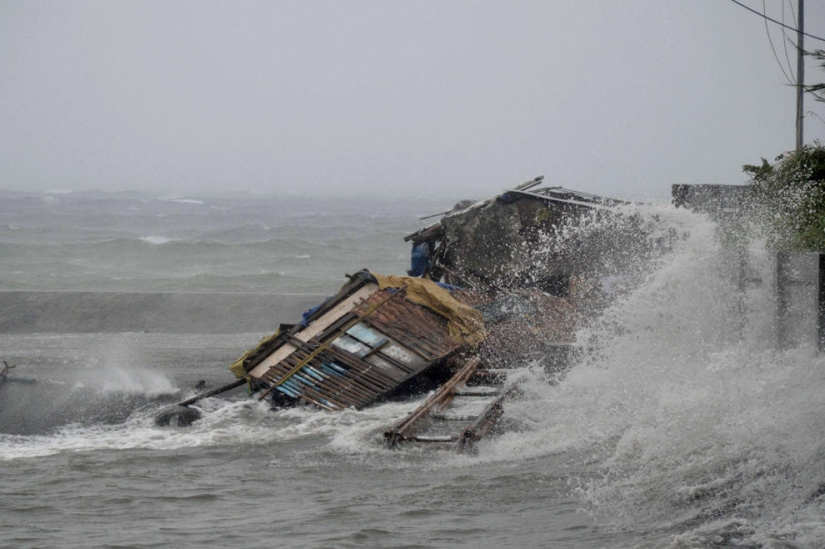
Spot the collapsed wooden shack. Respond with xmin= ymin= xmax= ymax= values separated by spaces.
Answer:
xmin=405 ymin=176 xmax=628 ymax=294
xmin=220 ymin=270 xmax=518 ymax=451
xmin=229 ymin=271 xmax=484 ymax=410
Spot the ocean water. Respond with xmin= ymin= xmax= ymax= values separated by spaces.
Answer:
xmin=0 ymin=190 xmax=434 ymax=294
xmin=0 ymin=191 xmax=823 ymax=548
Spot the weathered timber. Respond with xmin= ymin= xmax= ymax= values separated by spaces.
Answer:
xmin=175 ymin=378 xmax=247 ymax=408
xmin=384 ymin=357 xmax=483 ymax=447
xmin=453 ymin=383 xmax=519 ymax=454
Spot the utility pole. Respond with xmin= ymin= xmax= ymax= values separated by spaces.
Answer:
xmin=796 ymin=0 xmax=805 ymax=151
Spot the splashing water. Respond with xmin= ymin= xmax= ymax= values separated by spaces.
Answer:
xmin=95 ymin=366 xmax=177 ymax=396
xmin=2 ymin=198 xmax=823 ymax=547
xmin=479 ymin=203 xmax=825 ymax=547
xmin=0 ymin=334 xmax=182 ymax=436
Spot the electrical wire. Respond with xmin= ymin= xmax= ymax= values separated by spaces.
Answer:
xmin=786 ymin=0 xmax=797 ymax=28
xmin=780 ymin=1 xmax=796 ymax=80
xmin=764 ymin=0 xmax=796 ymax=85
xmin=729 ymin=0 xmax=825 ymax=43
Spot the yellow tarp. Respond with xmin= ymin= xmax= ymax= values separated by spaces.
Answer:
xmin=370 ymin=272 xmax=485 ymax=346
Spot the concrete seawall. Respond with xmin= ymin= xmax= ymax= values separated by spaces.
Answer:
xmin=0 ymin=291 xmax=326 ymax=334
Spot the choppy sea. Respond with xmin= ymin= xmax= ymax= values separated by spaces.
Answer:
xmin=0 ymin=190 xmax=823 ymax=548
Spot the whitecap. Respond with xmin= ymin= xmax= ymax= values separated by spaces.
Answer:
xmin=139 ymin=235 xmax=173 ymax=245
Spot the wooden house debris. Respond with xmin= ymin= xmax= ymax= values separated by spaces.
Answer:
xmin=404 ymin=176 xmax=663 ymax=372
xmin=229 ymin=270 xmax=484 ymax=411
xmin=163 ymin=176 xmax=656 ymax=451
xmin=474 ymin=289 xmax=585 ymax=372
xmin=383 ymin=356 xmax=520 ymax=453
xmin=404 ymin=176 xmax=633 ymax=295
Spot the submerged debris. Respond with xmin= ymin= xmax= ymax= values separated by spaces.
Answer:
xmin=154 ymin=405 xmax=201 ymax=427
xmin=0 ymin=361 xmax=14 ymax=386
xmin=0 ymin=361 xmax=36 ymax=388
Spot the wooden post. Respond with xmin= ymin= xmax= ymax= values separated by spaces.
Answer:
xmin=796 ymin=0 xmax=805 ymax=151
xmin=175 ymin=378 xmax=246 ymax=407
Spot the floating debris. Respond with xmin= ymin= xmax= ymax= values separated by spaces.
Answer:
xmin=0 ymin=361 xmax=14 ymax=387
xmin=0 ymin=361 xmax=35 ymax=387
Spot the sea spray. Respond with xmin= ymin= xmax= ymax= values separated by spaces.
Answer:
xmin=2 ymin=193 xmax=824 ymax=547
xmin=483 ymin=204 xmax=825 ymax=547
xmin=85 ymin=334 xmax=178 ymax=396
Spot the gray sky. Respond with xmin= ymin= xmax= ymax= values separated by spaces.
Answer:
xmin=2 ymin=0 xmax=824 ymax=200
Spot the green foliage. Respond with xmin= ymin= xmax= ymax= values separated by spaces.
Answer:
xmin=744 ymin=144 xmax=825 ymax=250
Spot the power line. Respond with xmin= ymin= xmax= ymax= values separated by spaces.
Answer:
xmin=786 ymin=0 xmax=797 ymax=28
xmin=780 ymin=0 xmax=796 ymax=80
xmin=729 ymin=0 xmax=825 ymax=43
xmin=764 ymin=0 xmax=796 ymax=85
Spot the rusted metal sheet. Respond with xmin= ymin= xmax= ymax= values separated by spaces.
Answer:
xmin=357 ymin=289 xmax=461 ymax=362
xmin=245 ymin=274 xmax=469 ymax=410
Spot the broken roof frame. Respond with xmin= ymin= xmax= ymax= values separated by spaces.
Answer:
xmin=235 ymin=271 xmax=482 ymax=410
xmin=405 ymin=175 xmax=625 ymax=246
xmin=404 ymin=176 xmax=628 ymax=293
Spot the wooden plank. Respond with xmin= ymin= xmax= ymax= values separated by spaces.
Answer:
xmin=248 ymin=284 xmax=378 ymax=379
xmin=454 ymin=383 xmax=519 ymax=453
xmin=384 ymin=357 xmax=480 ymax=446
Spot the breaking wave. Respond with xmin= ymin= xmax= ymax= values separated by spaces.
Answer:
xmin=138 ymin=235 xmax=175 ymax=245
xmin=477 ymin=204 xmax=825 ymax=547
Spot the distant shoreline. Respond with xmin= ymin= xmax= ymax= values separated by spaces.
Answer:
xmin=0 ymin=291 xmax=326 ymax=334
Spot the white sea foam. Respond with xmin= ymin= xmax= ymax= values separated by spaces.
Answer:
xmin=0 ymin=395 xmax=408 ymax=460
xmin=167 ymin=198 xmax=205 ymax=205
xmin=139 ymin=235 xmax=173 ymax=245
